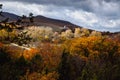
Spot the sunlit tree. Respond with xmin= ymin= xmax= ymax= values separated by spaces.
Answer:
xmin=25 ymin=26 xmax=53 ymax=41
xmin=60 ymin=29 xmax=73 ymax=39
xmin=74 ymin=28 xmax=81 ymax=38
xmin=90 ymin=30 xmax=102 ymax=37
xmin=81 ymin=28 xmax=90 ymax=37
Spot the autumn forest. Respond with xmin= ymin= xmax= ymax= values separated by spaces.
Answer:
xmin=0 ymin=4 xmax=120 ymax=80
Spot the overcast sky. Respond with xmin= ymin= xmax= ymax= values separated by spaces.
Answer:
xmin=0 ymin=0 xmax=120 ymax=32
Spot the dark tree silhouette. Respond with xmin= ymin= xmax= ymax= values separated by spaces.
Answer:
xmin=0 ymin=4 xmax=3 ymax=17
xmin=0 ymin=4 xmax=2 ymax=9
xmin=22 ymin=15 xmax=27 ymax=19
xmin=29 ymin=12 xmax=34 ymax=23
xmin=13 ymin=31 xmax=32 ymax=46
xmin=58 ymin=51 xmax=72 ymax=80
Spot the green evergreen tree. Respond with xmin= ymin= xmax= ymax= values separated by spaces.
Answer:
xmin=58 ymin=50 xmax=72 ymax=80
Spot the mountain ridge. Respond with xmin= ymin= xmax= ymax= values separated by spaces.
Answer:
xmin=0 ymin=12 xmax=119 ymax=34
xmin=0 ymin=12 xmax=80 ymax=31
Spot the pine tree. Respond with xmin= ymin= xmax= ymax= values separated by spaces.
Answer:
xmin=58 ymin=50 xmax=71 ymax=80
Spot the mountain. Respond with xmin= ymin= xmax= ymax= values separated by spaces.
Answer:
xmin=0 ymin=12 xmax=119 ymax=34
xmin=0 ymin=12 xmax=79 ymax=31
xmin=33 ymin=15 xmax=79 ymax=30
xmin=0 ymin=12 xmax=20 ymax=21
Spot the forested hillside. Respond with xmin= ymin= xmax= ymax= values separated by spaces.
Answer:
xmin=0 ymin=5 xmax=120 ymax=80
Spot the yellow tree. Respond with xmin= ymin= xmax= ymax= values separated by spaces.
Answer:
xmin=60 ymin=29 xmax=73 ymax=39
xmin=90 ymin=30 xmax=102 ymax=37
xmin=81 ymin=28 xmax=90 ymax=37
xmin=74 ymin=28 xmax=81 ymax=38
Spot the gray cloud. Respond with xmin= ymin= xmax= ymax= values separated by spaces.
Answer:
xmin=0 ymin=0 xmax=120 ymax=32
xmin=1 ymin=0 xmax=120 ymax=18
xmin=1 ymin=0 xmax=120 ymax=8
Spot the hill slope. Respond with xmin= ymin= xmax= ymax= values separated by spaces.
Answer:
xmin=0 ymin=12 xmax=79 ymax=31
xmin=0 ymin=12 xmax=20 ymax=21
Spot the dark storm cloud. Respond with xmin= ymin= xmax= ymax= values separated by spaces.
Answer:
xmin=1 ymin=0 xmax=89 ymax=10
xmin=1 ymin=0 xmax=120 ymax=4
xmin=1 ymin=0 xmax=120 ymax=7
xmin=1 ymin=0 xmax=120 ymax=14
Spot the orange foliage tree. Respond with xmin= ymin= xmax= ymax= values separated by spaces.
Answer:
xmin=23 ymin=48 xmax=39 ymax=60
xmin=62 ymin=36 xmax=120 ymax=80
xmin=37 ymin=43 xmax=63 ymax=72
xmin=64 ymin=36 xmax=120 ymax=59
xmin=0 ymin=42 xmax=3 ymax=48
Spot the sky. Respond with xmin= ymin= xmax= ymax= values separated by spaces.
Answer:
xmin=0 ymin=0 xmax=120 ymax=32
